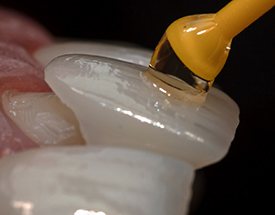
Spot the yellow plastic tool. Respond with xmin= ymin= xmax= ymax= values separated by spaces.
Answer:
xmin=150 ymin=0 xmax=274 ymax=92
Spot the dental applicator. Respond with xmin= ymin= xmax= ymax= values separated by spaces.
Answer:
xmin=149 ymin=0 xmax=274 ymax=93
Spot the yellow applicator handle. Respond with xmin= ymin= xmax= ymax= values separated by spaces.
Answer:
xmin=216 ymin=0 xmax=274 ymax=39
xmin=150 ymin=0 xmax=274 ymax=91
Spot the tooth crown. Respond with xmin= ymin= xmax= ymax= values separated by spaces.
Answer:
xmin=34 ymin=42 xmax=152 ymax=67
xmin=45 ymin=54 xmax=239 ymax=169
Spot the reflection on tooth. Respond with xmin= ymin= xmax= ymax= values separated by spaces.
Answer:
xmin=13 ymin=201 xmax=33 ymax=215
xmin=74 ymin=209 xmax=107 ymax=215
xmin=45 ymin=54 xmax=239 ymax=168
xmin=34 ymin=41 xmax=152 ymax=67
xmin=2 ymin=91 xmax=84 ymax=146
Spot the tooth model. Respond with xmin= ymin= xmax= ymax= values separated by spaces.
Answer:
xmin=0 ymin=51 xmax=239 ymax=215
xmin=1 ymin=0 xmax=273 ymax=214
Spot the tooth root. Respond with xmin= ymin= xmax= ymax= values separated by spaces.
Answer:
xmin=2 ymin=91 xmax=85 ymax=146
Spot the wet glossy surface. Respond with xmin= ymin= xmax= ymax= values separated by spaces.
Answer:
xmin=34 ymin=41 xmax=152 ymax=67
xmin=2 ymin=91 xmax=84 ymax=146
xmin=45 ymin=54 xmax=239 ymax=168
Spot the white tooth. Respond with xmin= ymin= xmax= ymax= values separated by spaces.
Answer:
xmin=0 ymin=146 xmax=194 ymax=215
xmin=2 ymin=91 xmax=85 ymax=146
xmin=34 ymin=41 xmax=152 ymax=67
xmin=45 ymin=55 xmax=239 ymax=168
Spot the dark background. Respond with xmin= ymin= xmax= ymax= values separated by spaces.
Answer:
xmin=1 ymin=0 xmax=274 ymax=214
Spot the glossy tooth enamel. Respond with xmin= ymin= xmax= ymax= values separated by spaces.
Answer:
xmin=2 ymin=91 xmax=84 ymax=146
xmin=45 ymin=54 xmax=239 ymax=168
xmin=34 ymin=41 xmax=152 ymax=67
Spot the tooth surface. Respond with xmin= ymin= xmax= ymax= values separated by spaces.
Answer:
xmin=45 ymin=54 xmax=239 ymax=168
xmin=2 ymin=91 xmax=84 ymax=146
xmin=0 ymin=110 xmax=38 ymax=157
xmin=0 ymin=146 xmax=194 ymax=215
xmin=34 ymin=41 xmax=152 ymax=66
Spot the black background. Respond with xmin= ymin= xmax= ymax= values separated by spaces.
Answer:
xmin=0 ymin=0 xmax=274 ymax=214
